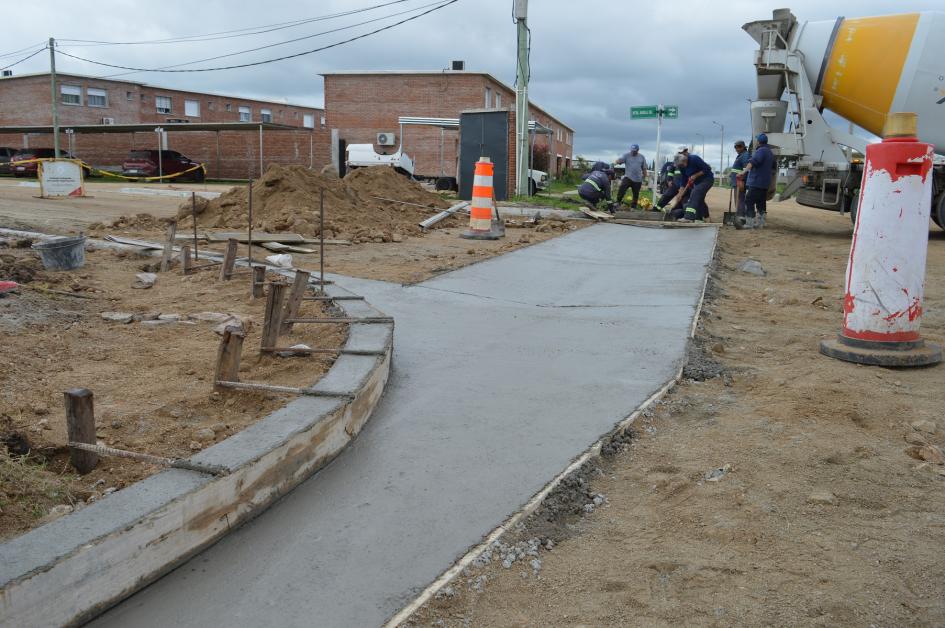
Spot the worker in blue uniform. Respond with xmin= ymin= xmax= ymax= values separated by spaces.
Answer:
xmin=730 ymin=140 xmax=750 ymax=217
xmin=674 ymin=152 xmax=714 ymax=223
xmin=737 ymin=134 xmax=775 ymax=228
xmin=578 ymin=162 xmax=615 ymax=211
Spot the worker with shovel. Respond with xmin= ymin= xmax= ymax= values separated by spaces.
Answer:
xmin=736 ymin=133 xmax=775 ymax=229
xmin=731 ymin=140 xmax=750 ymax=217
xmin=674 ymin=152 xmax=714 ymax=223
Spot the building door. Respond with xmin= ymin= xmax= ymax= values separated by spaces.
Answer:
xmin=459 ymin=111 xmax=509 ymax=201
xmin=337 ymin=139 xmax=347 ymax=177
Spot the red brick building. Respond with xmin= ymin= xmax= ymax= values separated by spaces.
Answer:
xmin=0 ymin=72 xmax=325 ymax=179
xmin=323 ymin=71 xmax=574 ymax=179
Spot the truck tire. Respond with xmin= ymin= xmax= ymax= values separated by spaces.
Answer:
xmin=846 ymin=189 xmax=860 ymax=225
xmin=435 ymin=176 xmax=457 ymax=192
xmin=934 ymin=192 xmax=945 ymax=230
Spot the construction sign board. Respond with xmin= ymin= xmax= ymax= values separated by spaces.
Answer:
xmin=39 ymin=160 xmax=85 ymax=198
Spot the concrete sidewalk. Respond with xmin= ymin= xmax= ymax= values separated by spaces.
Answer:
xmin=93 ymin=224 xmax=717 ymax=628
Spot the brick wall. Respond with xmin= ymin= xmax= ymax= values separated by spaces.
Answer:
xmin=0 ymin=73 xmax=328 ymax=179
xmin=324 ymin=72 xmax=573 ymax=179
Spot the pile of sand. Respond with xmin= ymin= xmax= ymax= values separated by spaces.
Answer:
xmin=178 ymin=165 xmax=454 ymax=243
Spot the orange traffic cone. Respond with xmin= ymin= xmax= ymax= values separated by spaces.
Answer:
xmin=461 ymin=157 xmax=503 ymax=240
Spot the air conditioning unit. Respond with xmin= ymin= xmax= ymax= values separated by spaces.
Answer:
xmin=451 ymin=60 xmax=465 ymax=71
xmin=376 ymin=132 xmax=396 ymax=146
xmin=1 ymin=70 xmax=12 ymax=78
xmin=102 ymin=117 xmax=115 ymax=125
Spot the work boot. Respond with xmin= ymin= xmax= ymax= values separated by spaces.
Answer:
xmin=745 ymin=216 xmax=756 ymax=229
xmin=757 ymin=213 xmax=766 ymax=228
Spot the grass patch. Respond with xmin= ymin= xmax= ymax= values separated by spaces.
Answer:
xmin=0 ymin=449 xmax=77 ymax=535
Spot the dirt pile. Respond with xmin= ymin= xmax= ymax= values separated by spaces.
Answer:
xmin=0 ymin=252 xmax=44 ymax=283
xmin=178 ymin=165 xmax=453 ymax=243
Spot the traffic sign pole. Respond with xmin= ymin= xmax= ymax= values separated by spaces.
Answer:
xmin=653 ymin=105 xmax=662 ymax=202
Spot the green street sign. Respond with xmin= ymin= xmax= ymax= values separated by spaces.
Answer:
xmin=631 ymin=106 xmax=659 ymax=119
xmin=631 ymin=105 xmax=679 ymax=119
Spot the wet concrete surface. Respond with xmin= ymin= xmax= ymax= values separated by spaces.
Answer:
xmin=92 ymin=224 xmax=717 ymax=627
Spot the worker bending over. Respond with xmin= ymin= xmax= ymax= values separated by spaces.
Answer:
xmin=736 ymin=133 xmax=775 ymax=229
xmin=615 ymin=144 xmax=647 ymax=209
xmin=674 ymin=152 xmax=714 ymax=223
xmin=578 ymin=161 xmax=615 ymax=212
xmin=730 ymin=140 xmax=749 ymax=217
xmin=653 ymin=162 xmax=689 ymax=217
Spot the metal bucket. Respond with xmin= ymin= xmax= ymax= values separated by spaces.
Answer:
xmin=31 ymin=236 xmax=86 ymax=271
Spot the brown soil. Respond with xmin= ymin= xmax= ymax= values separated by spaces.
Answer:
xmin=0 ymin=246 xmax=345 ymax=541
xmin=174 ymin=164 xmax=454 ymax=244
xmin=408 ymin=199 xmax=945 ymax=627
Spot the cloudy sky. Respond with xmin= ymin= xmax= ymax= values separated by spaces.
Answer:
xmin=3 ymin=0 xmax=940 ymax=169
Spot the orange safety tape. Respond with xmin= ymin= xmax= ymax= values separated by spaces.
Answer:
xmin=474 ymin=162 xmax=495 ymax=176
xmin=470 ymin=206 xmax=493 ymax=219
xmin=472 ymin=185 xmax=494 ymax=198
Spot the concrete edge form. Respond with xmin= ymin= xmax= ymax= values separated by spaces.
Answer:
xmin=0 ymin=249 xmax=394 ymax=627
xmin=385 ymin=225 xmax=720 ymax=627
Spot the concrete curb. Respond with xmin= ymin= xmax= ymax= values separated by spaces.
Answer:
xmin=0 ymin=259 xmax=393 ymax=627
xmin=385 ymin=225 xmax=720 ymax=627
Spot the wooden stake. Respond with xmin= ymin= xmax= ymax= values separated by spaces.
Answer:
xmin=252 ymin=266 xmax=266 ymax=299
xmin=247 ymin=178 xmax=254 ymax=268
xmin=160 ymin=220 xmax=177 ymax=272
xmin=213 ymin=327 xmax=245 ymax=392
xmin=64 ymin=388 xmax=98 ymax=474
xmin=319 ymin=189 xmax=326 ymax=294
xmin=181 ymin=244 xmax=192 ymax=275
xmin=219 ymin=238 xmax=238 ymax=281
xmin=261 ymin=282 xmax=287 ymax=354
xmin=281 ymin=270 xmax=310 ymax=333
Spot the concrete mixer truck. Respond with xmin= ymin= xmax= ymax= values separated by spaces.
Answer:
xmin=743 ymin=9 xmax=945 ymax=228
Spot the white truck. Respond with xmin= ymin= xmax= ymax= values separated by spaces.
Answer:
xmin=345 ymin=143 xmax=549 ymax=195
xmin=743 ymin=9 xmax=945 ymax=228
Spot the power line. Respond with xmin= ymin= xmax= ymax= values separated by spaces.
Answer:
xmin=97 ymin=0 xmax=449 ymax=78
xmin=0 ymin=41 xmax=47 ymax=60
xmin=0 ymin=47 xmax=48 ymax=72
xmin=54 ymin=0 xmax=460 ymax=74
xmin=56 ymin=0 xmax=414 ymax=47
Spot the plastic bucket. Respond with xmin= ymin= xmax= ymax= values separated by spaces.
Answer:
xmin=31 ymin=236 xmax=86 ymax=271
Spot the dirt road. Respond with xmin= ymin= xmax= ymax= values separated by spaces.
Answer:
xmin=410 ymin=199 xmax=945 ymax=626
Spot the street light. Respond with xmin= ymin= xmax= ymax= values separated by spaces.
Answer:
xmin=712 ymin=120 xmax=724 ymax=175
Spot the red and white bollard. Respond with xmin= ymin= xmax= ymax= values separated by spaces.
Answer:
xmin=821 ymin=112 xmax=942 ymax=366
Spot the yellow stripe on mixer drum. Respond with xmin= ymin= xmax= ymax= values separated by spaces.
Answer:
xmin=821 ymin=13 xmax=920 ymax=137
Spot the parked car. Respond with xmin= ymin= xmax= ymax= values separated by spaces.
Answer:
xmin=11 ymin=148 xmax=92 ymax=178
xmin=121 ymin=150 xmax=205 ymax=182
xmin=0 ymin=147 xmax=17 ymax=175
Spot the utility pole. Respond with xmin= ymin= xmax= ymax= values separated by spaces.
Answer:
xmin=713 ymin=120 xmax=724 ymax=175
xmin=49 ymin=37 xmax=60 ymax=158
xmin=514 ymin=0 xmax=530 ymax=197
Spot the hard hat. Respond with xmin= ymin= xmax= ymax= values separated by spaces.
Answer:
xmin=756 ymin=133 xmax=768 ymax=144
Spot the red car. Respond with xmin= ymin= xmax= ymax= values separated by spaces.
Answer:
xmin=121 ymin=150 xmax=205 ymax=182
xmin=11 ymin=148 xmax=92 ymax=178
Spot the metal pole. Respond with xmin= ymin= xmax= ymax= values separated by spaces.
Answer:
xmin=652 ymin=106 xmax=663 ymax=201
xmin=319 ymin=189 xmax=325 ymax=292
xmin=156 ymin=129 xmax=163 ymax=181
xmin=49 ymin=38 xmax=60 ymax=158
xmin=191 ymin=191 xmax=198 ymax=260
xmin=713 ymin=121 xmax=724 ymax=176
xmin=258 ymin=124 xmax=263 ymax=177
xmin=247 ymin=178 xmax=253 ymax=268
xmin=514 ymin=0 xmax=530 ymax=196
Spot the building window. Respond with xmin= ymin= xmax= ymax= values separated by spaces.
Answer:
xmin=485 ymin=86 xmax=492 ymax=108
xmin=225 ymin=103 xmax=232 ymax=112
xmin=303 ymin=113 xmax=315 ymax=129
xmin=184 ymin=99 xmax=200 ymax=117
xmin=60 ymin=85 xmax=81 ymax=106
xmin=87 ymin=87 xmax=108 ymax=108
xmin=126 ymin=91 xmax=134 ymax=102
xmin=239 ymin=106 xmax=251 ymax=122
xmin=260 ymin=108 xmax=272 ymax=123
xmin=155 ymin=96 xmax=172 ymax=114
xmin=495 ymin=93 xmax=501 ymax=109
